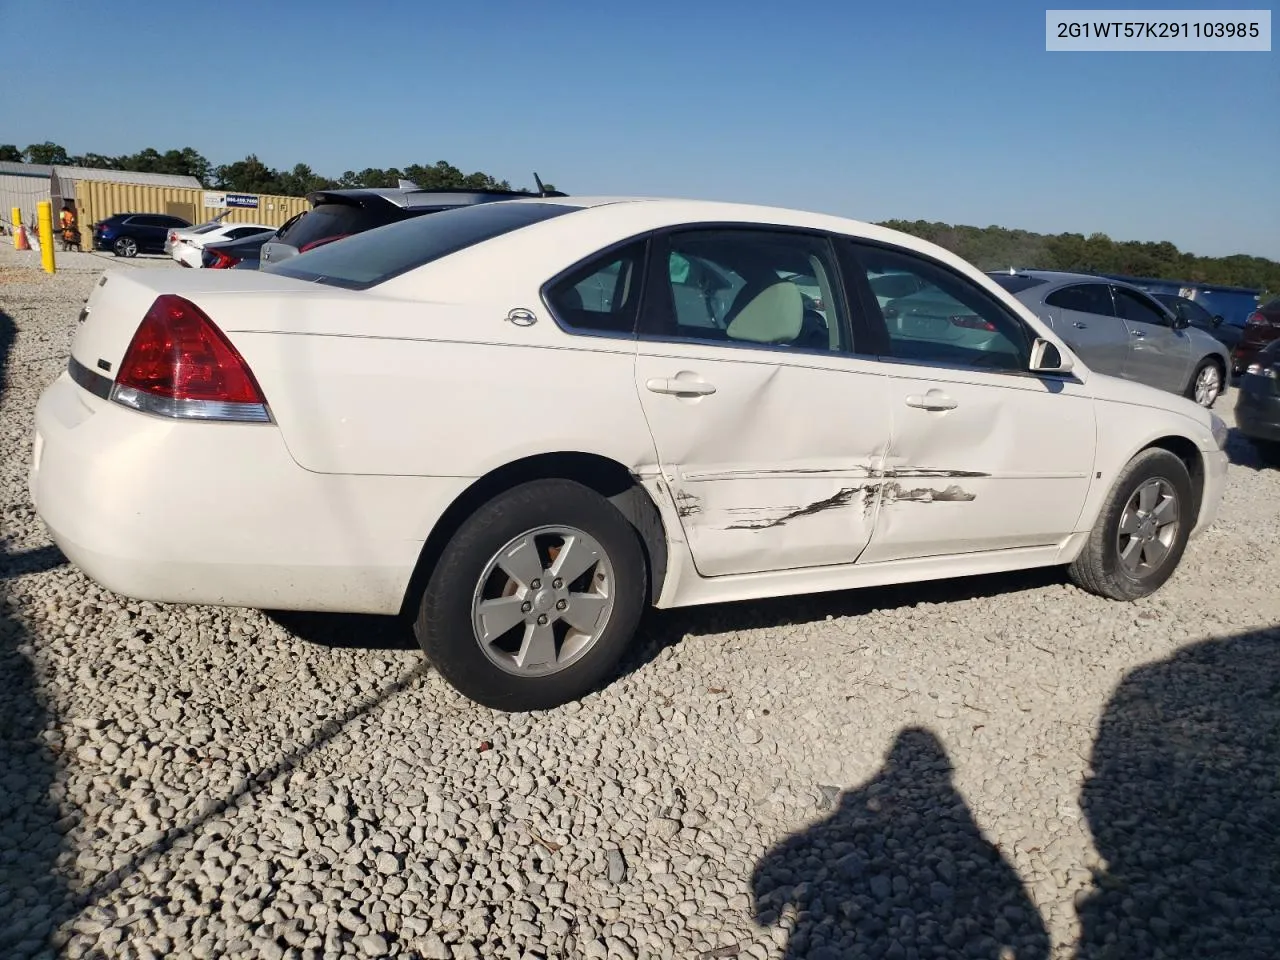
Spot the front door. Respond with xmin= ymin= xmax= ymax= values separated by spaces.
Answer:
xmin=1112 ymin=286 xmax=1193 ymax=394
xmin=634 ymin=227 xmax=893 ymax=578
xmin=841 ymin=240 xmax=1097 ymax=563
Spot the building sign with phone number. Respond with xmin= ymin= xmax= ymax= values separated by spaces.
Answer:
xmin=203 ymin=192 xmax=261 ymax=209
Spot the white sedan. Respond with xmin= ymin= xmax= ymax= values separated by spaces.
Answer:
xmin=169 ymin=221 xmax=275 ymax=268
xmin=30 ymin=197 xmax=1229 ymax=710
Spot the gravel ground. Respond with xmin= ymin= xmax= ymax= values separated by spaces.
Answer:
xmin=2 ymin=243 xmax=1278 ymax=960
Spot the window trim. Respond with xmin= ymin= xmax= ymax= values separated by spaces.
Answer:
xmin=635 ymin=222 xmax=859 ymax=360
xmin=1045 ymin=282 xmax=1119 ymax=318
xmin=839 ymin=236 xmax=1076 ymax=381
xmin=538 ymin=233 xmax=654 ymax=341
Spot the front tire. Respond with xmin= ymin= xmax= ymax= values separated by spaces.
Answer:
xmin=1068 ymin=448 xmax=1194 ymax=601
xmin=415 ymin=479 xmax=647 ymax=711
xmin=113 ymin=236 xmax=138 ymax=258
xmin=1186 ymin=358 xmax=1223 ymax=408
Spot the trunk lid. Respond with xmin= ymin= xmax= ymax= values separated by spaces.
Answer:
xmin=69 ymin=268 xmax=332 ymax=385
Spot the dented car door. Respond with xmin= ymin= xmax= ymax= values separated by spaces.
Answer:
xmin=842 ymin=239 xmax=1097 ymax=563
xmin=635 ymin=227 xmax=894 ymax=578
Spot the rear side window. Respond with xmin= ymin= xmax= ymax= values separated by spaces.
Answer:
xmin=264 ymin=201 xmax=581 ymax=289
xmin=1112 ymin=287 xmax=1171 ymax=327
xmin=544 ymin=241 xmax=647 ymax=337
xmin=1045 ymin=283 xmax=1116 ymax=317
xmin=279 ymin=203 xmax=396 ymax=250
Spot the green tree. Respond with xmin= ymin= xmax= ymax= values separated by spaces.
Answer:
xmin=0 ymin=144 xmax=21 ymax=162
xmin=24 ymin=141 xmax=70 ymax=165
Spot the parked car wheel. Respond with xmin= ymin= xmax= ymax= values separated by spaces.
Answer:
xmin=414 ymin=479 xmax=647 ymax=711
xmin=1068 ymin=448 xmax=1194 ymax=601
xmin=113 ymin=237 xmax=138 ymax=258
xmin=1186 ymin=358 xmax=1224 ymax=408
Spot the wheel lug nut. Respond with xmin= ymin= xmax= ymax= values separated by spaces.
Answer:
xmin=530 ymin=578 xmax=541 ymax=590
xmin=521 ymin=601 xmax=532 ymax=613
xmin=552 ymin=578 xmax=563 ymax=589
xmin=556 ymin=599 xmax=567 ymax=611
xmin=536 ymin=614 xmax=548 ymax=625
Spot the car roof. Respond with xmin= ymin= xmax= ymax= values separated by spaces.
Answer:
xmin=307 ymin=184 xmax=570 ymax=210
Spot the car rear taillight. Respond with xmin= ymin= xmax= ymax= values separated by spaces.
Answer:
xmin=949 ymin=314 xmax=997 ymax=331
xmin=110 ymin=294 xmax=271 ymax=423
xmin=1245 ymin=311 xmax=1272 ymax=328
xmin=204 ymin=249 xmax=242 ymax=269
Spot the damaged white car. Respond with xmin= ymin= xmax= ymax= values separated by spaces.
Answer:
xmin=30 ymin=197 xmax=1229 ymax=710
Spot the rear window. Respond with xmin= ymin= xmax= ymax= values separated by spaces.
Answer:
xmin=191 ymin=224 xmax=221 ymax=234
xmin=988 ymin=274 xmax=1049 ymax=294
xmin=278 ymin=202 xmax=398 ymax=250
xmin=263 ymin=201 xmax=582 ymax=289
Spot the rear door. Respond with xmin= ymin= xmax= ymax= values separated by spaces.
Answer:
xmin=632 ymin=226 xmax=893 ymax=578
xmin=1112 ymin=286 xmax=1192 ymax=393
xmin=1042 ymin=282 xmax=1130 ymax=377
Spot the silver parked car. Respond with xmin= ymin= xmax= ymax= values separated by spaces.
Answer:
xmin=989 ymin=270 xmax=1230 ymax=408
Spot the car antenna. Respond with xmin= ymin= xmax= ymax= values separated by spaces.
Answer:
xmin=533 ymin=172 xmax=547 ymax=197
xmin=397 ymin=179 xmax=422 ymax=191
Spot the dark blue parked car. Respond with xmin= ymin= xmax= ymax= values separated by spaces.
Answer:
xmin=92 ymin=212 xmax=191 ymax=258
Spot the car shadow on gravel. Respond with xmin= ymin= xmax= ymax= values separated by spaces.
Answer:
xmin=262 ymin=610 xmax=420 ymax=651
xmin=1224 ymin=426 xmax=1276 ymax=471
xmin=621 ymin=566 xmax=1067 ymax=679
xmin=0 ymin=572 xmax=67 ymax=957
xmin=1075 ymin=626 xmax=1280 ymax=960
xmin=751 ymin=726 xmax=1052 ymax=959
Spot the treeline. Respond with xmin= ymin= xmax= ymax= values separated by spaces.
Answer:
xmin=0 ymin=141 xmax=549 ymax=196
xmin=880 ymin=219 xmax=1279 ymax=295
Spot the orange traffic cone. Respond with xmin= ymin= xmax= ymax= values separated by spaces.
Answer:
xmin=14 ymin=225 xmax=30 ymax=251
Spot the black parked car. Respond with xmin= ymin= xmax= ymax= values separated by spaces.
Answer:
xmin=1152 ymin=292 xmax=1243 ymax=354
xmin=93 ymin=213 xmax=192 ymax=258
xmin=258 ymin=177 xmax=567 ymax=266
xmin=1235 ymin=338 xmax=1280 ymax=466
xmin=200 ymin=211 xmax=307 ymax=269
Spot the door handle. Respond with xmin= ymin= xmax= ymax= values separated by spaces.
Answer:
xmin=1073 ymin=321 xmax=1088 ymax=329
xmin=1131 ymin=330 xmax=1145 ymax=339
xmin=645 ymin=377 xmax=716 ymax=397
xmin=905 ymin=391 xmax=957 ymax=411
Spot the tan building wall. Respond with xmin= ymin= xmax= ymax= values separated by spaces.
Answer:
xmin=72 ymin=181 xmax=309 ymax=248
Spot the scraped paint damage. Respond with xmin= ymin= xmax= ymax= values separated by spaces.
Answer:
xmin=699 ymin=467 xmax=987 ymax=531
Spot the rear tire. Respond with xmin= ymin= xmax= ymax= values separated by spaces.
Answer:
xmin=113 ymin=236 xmax=138 ymax=258
xmin=1068 ymin=448 xmax=1194 ymax=601
xmin=414 ymin=479 xmax=647 ymax=711
xmin=1185 ymin=358 xmax=1223 ymax=408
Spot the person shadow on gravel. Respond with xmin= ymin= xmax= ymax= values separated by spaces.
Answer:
xmin=1075 ymin=628 xmax=1280 ymax=960
xmin=752 ymin=727 xmax=1050 ymax=960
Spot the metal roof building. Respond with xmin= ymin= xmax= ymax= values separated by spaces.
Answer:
xmin=0 ymin=160 xmax=55 ymax=233
xmin=1 ymin=162 xmax=203 ymax=234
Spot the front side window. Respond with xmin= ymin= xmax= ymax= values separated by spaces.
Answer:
xmin=544 ymin=241 xmax=647 ymax=336
xmin=646 ymin=229 xmax=849 ymax=353
xmin=848 ymin=243 xmax=1032 ymax=372
xmin=1113 ymin=287 xmax=1171 ymax=327
xmin=1045 ymin=283 xmax=1116 ymax=317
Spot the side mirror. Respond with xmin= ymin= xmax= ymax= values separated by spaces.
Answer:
xmin=1171 ymin=314 xmax=1190 ymax=330
xmin=1212 ymin=314 xmax=1224 ymax=328
xmin=1029 ymin=337 xmax=1074 ymax=375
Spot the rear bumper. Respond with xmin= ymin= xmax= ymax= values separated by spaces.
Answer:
xmin=30 ymin=371 xmax=469 ymax=615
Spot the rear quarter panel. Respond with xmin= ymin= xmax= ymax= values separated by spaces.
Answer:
xmin=222 ymin=293 xmax=658 ymax=478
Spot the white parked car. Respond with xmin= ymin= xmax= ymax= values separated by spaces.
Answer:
xmin=30 ymin=197 xmax=1229 ymax=710
xmin=169 ymin=221 xmax=275 ymax=268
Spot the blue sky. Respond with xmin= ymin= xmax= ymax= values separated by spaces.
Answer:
xmin=1 ymin=0 xmax=1275 ymax=258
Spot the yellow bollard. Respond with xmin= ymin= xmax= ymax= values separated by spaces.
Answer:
xmin=10 ymin=206 xmax=20 ymax=247
xmin=37 ymin=200 xmax=55 ymax=274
